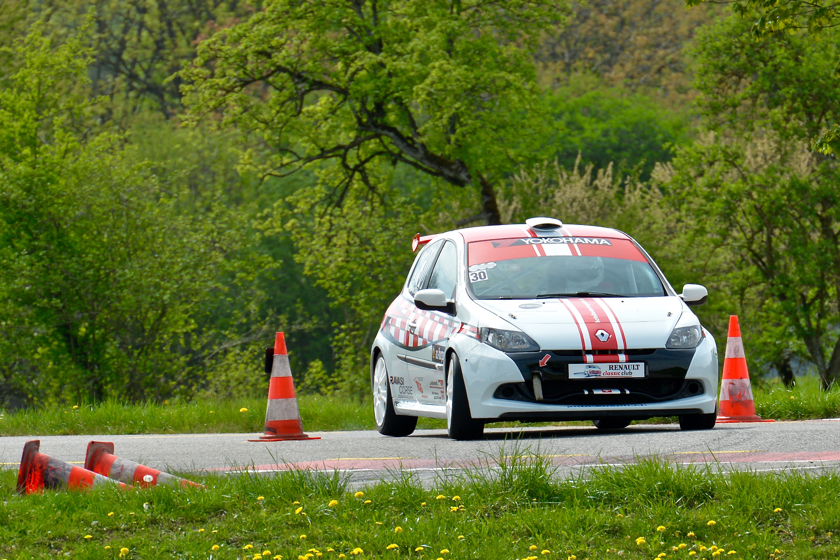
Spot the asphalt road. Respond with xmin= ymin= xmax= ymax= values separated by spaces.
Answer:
xmin=3 ymin=420 xmax=838 ymax=487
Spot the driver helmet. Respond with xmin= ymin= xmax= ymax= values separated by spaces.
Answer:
xmin=564 ymin=257 xmax=605 ymax=292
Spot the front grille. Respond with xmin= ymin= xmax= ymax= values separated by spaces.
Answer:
xmin=494 ymin=378 xmax=704 ymax=405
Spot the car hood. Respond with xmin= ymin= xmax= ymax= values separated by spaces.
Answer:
xmin=474 ymin=297 xmax=685 ymax=350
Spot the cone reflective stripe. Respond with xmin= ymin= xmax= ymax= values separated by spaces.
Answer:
xmin=249 ymin=332 xmax=320 ymax=442
xmin=85 ymin=441 xmax=202 ymax=488
xmin=717 ymin=316 xmax=774 ymax=423
xmin=17 ymin=440 xmax=125 ymax=495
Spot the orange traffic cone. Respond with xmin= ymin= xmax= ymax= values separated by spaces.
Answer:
xmin=17 ymin=440 xmax=126 ymax=495
xmin=248 ymin=332 xmax=320 ymax=442
xmin=85 ymin=441 xmax=203 ymax=488
xmin=717 ymin=316 xmax=774 ymax=423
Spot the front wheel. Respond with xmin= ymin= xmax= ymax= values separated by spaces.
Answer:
xmin=679 ymin=411 xmax=716 ymax=431
xmin=446 ymin=354 xmax=484 ymax=440
xmin=373 ymin=355 xmax=417 ymax=437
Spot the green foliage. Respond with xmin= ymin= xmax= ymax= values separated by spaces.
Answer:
xmin=0 ymin=20 xmax=277 ymax=407
xmin=183 ymin=0 xmax=570 ymax=224
xmin=544 ymin=78 xmax=691 ymax=181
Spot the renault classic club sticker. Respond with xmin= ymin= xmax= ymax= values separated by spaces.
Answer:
xmin=568 ymin=363 xmax=645 ymax=378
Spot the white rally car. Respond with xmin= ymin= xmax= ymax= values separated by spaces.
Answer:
xmin=370 ymin=218 xmax=718 ymax=440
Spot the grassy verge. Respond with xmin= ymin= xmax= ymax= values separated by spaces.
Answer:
xmin=1 ymin=375 xmax=837 ymax=437
xmin=1 ymin=450 xmax=839 ymax=559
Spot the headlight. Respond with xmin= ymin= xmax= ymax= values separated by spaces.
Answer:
xmin=479 ymin=328 xmax=540 ymax=352
xmin=666 ymin=325 xmax=704 ymax=349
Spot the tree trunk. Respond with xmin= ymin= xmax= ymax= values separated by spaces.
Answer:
xmin=479 ymin=175 xmax=502 ymax=225
xmin=774 ymin=358 xmax=795 ymax=388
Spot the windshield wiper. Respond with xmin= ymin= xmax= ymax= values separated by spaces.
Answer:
xmin=536 ymin=291 xmax=623 ymax=298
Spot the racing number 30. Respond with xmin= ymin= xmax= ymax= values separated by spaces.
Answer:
xmin=469 ymin=270 xmax=488 ymax=282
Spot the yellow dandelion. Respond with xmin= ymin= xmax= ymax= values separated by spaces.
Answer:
xmin=387 ymin=544 xmax=399 ymax=550
xmin=689 ymin=553 xmax=696 ymax=557
xmin=636 ymin=537 xmax=646 ymax=546
xmin=240 ymin=407 xmax=248 ymax=412
xmin=658 ymin=554 xmax=666 ymax=558
xmin=395 ymin=526 xmax=403 ymax=533
xmin=452 ymin=496 xmax=461 ymax=501
xmin=244 ymin=545 xmax=254 ymax=550
xmin=568 ymin=556 xmax=577 ymax=560
xmin=119 ymin=548 xmax=129 ymax=557
xmin=295 ymin=507 xmax=304 ymax=514
xmin=364 ymin=500 xmax=371 ymax=504
xmin=458 ymin=536 xmax=464 ymax=540
xmin=254 ymin=554 xmax=263 ymax=560
xmin=354 ymin=491 xmax=364 ymax=498
xmin=440 ymin=549 xmax=450 ymax=554
xmin=84 ymin=535 xmax=92 ymax=539
xmin=275 ymin=556 xmax=283 ymax=560
xmin=687 ymin=532 xmax=695 ymax=538
xmin=293 ymin=501 xmax=300 ymax=504
xmin=657 ymin=526 xmax=666 ymax=532
xmin=199 ymin=529 xmax=205 ymax=533
xmin=351 ymin=548 xmax=363 ymax=555
xmin=707 ymin=520 xmax=716 ymax=526
xmin=616 ymin=513 xmax=624 ymax=518
xmin=679 ymin=544 xmax=687 ymax=549
xmin=73 ymin=405 xmax=79 ymax=409
xmin=257 ymin=496 xmax=265 ymax=501
xmin=541 ymin=551 xmax=550 ymax=555
xmin=712 ymin=551 xmax=721 ymax=557
xmin=774 ymin=550 xmax=782 ymax=554
xmin=436 ymin=494 xmax=446 ymax=500
xmin=700 ymin=546 xmax=708 ymax=552
xmin=212 ymin=545 xmax=220 ymax=551
xmin=710 ymin=546 xmax=718 ymax=552
xmin=329 ymin=500 xmax=339 ymax=507
xmin=263 ymin=551 xmax=272 ymax=557
xmin=727 ymin=552 xmax=736 ymax=555
xmin=421 ymin=502 xmax=427 ymax=506
xmin=212 ymin=530 xmax=218 ymax=533
xmin=774 ymin=508 xmax=782 ymax=513
xmin=450 ymin=506 xmax=459 ymax=512
xmin=375 ymin=522 xmax=383 ymax=526
xmin=300 ymin=535 xmax=306 ymax=540
xmin=105 ymin=547 xmax=111 ymax=550
xmin=328 ymin=549 xmax=335 ymax=553
xmin=672 ymin=546 xmax=679 ymax=552
xmin=108 ymin=512 xmax=114 ymax=517
xmin=530 ymin=545 xmax=538 ymax=551
xmin=415 ymin=547 xmax=424 ymax=552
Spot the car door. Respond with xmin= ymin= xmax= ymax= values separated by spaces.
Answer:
xmin=405 ymin=240 xmax=459 ymax=405
xmin=384 ymin=240 xmax=443 ymax=404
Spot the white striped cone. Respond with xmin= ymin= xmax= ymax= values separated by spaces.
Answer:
xmin=85 ymin=442 xmax=203 ymax=488
xmin=17 ymin=440 xmax=125 ymax=495
xmin=249 ymin=332 xmax=320 ymax=442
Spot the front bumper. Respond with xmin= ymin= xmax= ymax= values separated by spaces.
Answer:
xmin=460 ymin=334 xmax=718 ymax=421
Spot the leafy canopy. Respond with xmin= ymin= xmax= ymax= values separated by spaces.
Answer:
xmin=183 ymin=0 xmax=568 ymax=224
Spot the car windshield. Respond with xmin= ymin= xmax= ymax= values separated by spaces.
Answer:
xmin=467 ymin=237 xmax=666 ymax=299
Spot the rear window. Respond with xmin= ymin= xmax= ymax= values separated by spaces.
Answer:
xmin=467 ymin=237 xmax=665 ymax=299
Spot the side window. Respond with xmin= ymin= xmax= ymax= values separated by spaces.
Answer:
xmin=427 ymin=242 xmax=458 ymax=300
xmin=406 ymin=241 xmax=442 ymax=296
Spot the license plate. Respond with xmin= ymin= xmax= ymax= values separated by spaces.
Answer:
xmin=568 ymin=362 xmax=646 ymax=379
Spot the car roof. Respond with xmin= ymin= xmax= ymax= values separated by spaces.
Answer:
xmin=456 ymin=223 xmax=632 ymax=243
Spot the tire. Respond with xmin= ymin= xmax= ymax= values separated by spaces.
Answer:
xmin=592 ymin=418 xmax=632 ymax=430
xmin=372 ymin=355 xmax=417 ymax=437
xmin=446 ymin=353 xmax=484 ymax=440
xmin=679 ymin=411 xmax=717 ymax=431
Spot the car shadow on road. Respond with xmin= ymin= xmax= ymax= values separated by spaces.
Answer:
xmin=411 ymin=424 xmax=681 ymax=440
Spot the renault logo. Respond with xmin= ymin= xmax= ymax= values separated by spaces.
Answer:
xmin=595 ymin=329 xmax=610 ymax=342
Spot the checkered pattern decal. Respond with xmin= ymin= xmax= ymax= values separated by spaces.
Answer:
xmin=381 ymin=296 xmax=462 ymax=349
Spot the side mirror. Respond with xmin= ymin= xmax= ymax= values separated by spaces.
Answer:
xmin=414 ymin=289 xmax=456 ymax=314
xmin=680 ymin=284 xmax=708 ymax=307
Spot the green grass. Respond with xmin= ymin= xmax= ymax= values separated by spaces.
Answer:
xmin=1 ymin=375 xmax=838 ymax=437
xmin=1 ymin=448 xmax=839 ymax=559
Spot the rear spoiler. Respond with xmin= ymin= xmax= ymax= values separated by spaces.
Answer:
xmin=411 ymin=233 xmax=437 ymax=252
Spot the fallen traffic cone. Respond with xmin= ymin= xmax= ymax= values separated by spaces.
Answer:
xmin=85 ymin=441 xmax=203 ymax=488
xmin=249 ymin=332 xmax=320 ymax=442
xmin=17 ymin=440 xmax=125 ymax=495
xmin=717 ymin=316 xmax=774 ymax=423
